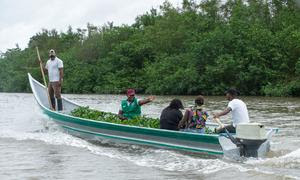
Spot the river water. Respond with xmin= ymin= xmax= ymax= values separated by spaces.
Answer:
xmin=0 ymin=93 xmax=299 ymax=179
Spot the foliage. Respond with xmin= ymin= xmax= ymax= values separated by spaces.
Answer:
xmin=71 ymin=106 xmax=215 ymax=134
xmin=1 ymin=0 xmax=300 ymax=96
xmin=71 ymin=106 xmax=160 ymax=128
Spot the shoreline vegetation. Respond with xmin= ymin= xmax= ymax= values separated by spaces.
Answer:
xmin=0 ymin=0 xmax=300 ymax=96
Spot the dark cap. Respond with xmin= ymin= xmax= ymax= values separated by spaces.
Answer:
xmin=127 ymin=89 xmax=135 ymax=96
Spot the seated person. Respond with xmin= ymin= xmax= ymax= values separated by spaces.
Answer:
xmin=160 ymin=99 xmax=184 ymax=131
xmin=118 ymin=89 xmax=155 ymax=120
xmin=213 ymin=88 xmax=249 ymax=133
xmin=178 ymin=95 xmax=208 ymax=133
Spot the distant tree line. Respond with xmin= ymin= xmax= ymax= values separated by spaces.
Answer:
xmin=0 ymin=0 xmax=300 ymax=96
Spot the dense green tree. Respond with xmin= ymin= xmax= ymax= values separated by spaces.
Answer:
xmin=0 ymin=0 xmax=300 ymax=96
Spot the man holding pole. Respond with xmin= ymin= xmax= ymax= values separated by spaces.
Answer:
xmin=44 ymin=49 xmax=64 ymax=111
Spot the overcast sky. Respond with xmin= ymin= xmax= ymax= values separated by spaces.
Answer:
xmin=0 ymin=0 xmax=183 ymax=53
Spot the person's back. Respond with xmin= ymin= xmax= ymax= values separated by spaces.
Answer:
xmin=178 ymin=95 xmax=208 ymax=133
xmin=160 ymin=107 xmax=183 ymax=130
xmin=160 ymin=99 xmax=183 ymax=131
xmin=187 ymin=108 xmax=208 ymax=129
xmin=228 ymin=99 xmax=249 ymax=126
xmin=213 ymin=88 xmax=250 ymax=133
xmin=180 ymin=107 xmax=208 ymax=133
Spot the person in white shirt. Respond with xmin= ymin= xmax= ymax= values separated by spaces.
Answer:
xmin=213 ymin=89 xmax=249 ymax=133
xmin=45 ymin=49 xmax=64 ymax=111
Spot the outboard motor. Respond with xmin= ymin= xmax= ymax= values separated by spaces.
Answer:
xmin=235 ymin=123 xmax=267 ymax=157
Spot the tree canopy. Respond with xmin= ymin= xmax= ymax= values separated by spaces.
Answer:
xmin=1 ymin=0 xmax=300 ymax=96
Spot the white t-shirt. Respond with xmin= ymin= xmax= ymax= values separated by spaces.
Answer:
xmin=228 ymin=99 xmax=249 ymax=127
xmin=45 ymin=57 xmax=63 ymax=82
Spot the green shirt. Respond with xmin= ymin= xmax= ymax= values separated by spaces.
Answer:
xmin=121 ymin=98 xmax=141 ymax=119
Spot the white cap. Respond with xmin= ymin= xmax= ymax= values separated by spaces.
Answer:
xmin=49 ymin=49 xmax=56 ymax=56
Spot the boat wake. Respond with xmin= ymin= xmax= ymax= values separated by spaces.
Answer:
xmin=1 ymin=93 xmax=299 ymax=179
xmin=241 ymin=148 xmax=300 ymax=179
xmin=0 ymin=114 xmax=299 ymax=179
xmin=0 ymin=102 xmax=298 ymax=179
xmin=246 ymin=148 xmax=300 ymax=169
xmin=0 ymin=117 xmax=243 ymax=174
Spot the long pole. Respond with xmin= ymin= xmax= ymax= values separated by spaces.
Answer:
xmin=36 ymin=47 xmax=53 ymax=110
xmin=213 ymin=118 xmax=238 ymax=145
xmin=213 ymin=118 xmax=225 ymax=128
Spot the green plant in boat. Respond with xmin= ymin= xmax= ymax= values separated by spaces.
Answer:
xmin=71 ymin=106 xmax=215 ymax=134
xmin=71 ymin=106 xmax=160 ymax=128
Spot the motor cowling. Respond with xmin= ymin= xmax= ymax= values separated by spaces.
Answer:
xmin=236 ymin=123 xmax=267 ymax=157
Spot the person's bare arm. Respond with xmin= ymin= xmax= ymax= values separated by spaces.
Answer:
xmin=59 ymin=68 xmax=63 ymax=86
xmin=178 ymin=110 xmax=189 ymax=129
xmin=213 ymin=107 xmax=232 ymax=118
xmin=39 ymin=60 xmax=47 ymax=73
xmin=138 ymin=96 xmax=155 ymax=106
xmin=118 ymin=110 xmax=127 ymax=120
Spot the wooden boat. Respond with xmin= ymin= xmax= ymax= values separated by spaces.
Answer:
xmin=28 ymin=73 xmax=278 ymax=157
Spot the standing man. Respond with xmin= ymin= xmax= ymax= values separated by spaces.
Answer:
xmin=213 ymin=88 xmax=249 ymax=133
xmin=118 ymin=89 xmax=155 ymax=120
xmin=45 ymin=49 xmax=64 ymax=111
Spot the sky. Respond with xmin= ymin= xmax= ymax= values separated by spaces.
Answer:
xmin=0 ymin=0 xmax=183 ymax=53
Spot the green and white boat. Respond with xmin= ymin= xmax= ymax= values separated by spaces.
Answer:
xmin=28 ymin=73 xmax=278 ymax=158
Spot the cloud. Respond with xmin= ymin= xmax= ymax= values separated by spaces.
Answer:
xmin=0 ymin=0 xmax=182 ymax=53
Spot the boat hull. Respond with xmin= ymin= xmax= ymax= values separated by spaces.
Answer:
xmin=28 ymin=73 xmax=224 ymax=155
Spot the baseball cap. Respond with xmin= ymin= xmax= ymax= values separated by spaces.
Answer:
xmin=127 ymin=89 xmax=135 ymax=96
xmin=49 ymin=49 xmax=56 ymax=56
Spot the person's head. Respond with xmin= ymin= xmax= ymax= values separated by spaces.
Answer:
xmin=169 ymin=99 xmax=184 ymax=110
xmin=126 ymin=89 xmax=135 ymax=102
xmin=194 ymin=95 xmax=204 ymax=109
xmin=49 ymin=49 xmax=56 ymax=60
xmin=225 ymin=88 xmax=239 ymax=101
